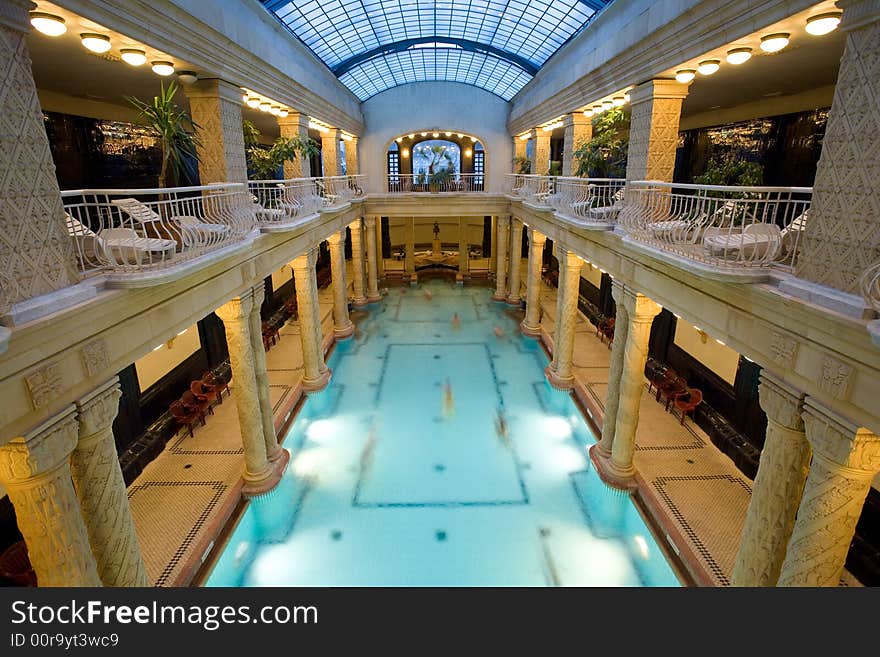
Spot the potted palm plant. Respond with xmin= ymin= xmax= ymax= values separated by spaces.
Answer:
xmin=242 ymin=120 xmax=320 ymax=179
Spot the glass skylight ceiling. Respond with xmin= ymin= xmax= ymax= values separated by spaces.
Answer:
xmin=262 ymin=1 xmax=612 ymax=101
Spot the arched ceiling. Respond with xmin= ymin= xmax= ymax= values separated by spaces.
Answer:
xmin=260 ymin=1 xmax=614 ymax=101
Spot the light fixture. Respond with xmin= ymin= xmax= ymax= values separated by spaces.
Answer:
xmin=469 ymin=135 xmax=475 ymax=141
xmin=715 ymin=338 xmax=726 ymax=346
xmin=402 ymin=148 xmax=409 ymax=157
xmin=624 ymin=92 xmax=631 ymax=102
xmin=259 ymin=101 xmax=271 ymax=112
xmin=421 ymin=132 xmax=428 ymax=137
xmin=445 ymin=131 xmax=452 ymax=136
xmin=177 ymin=329 xmax=188 ymax=336
xmin=30 ymin=12 xmax=67 ymax=37
xmin=806 ymin=12 xmax=842 ymax=36
xmin=612 ymin=96 xmax=625 ymax=106
xmin=242 ymin=92 xmax=249 ymax=102
xmin=541 ymin=124 xmax=553 ymax=132
xmin=458 ymin=133 xmax=465 ymax=138
xmin=151 ymin=61 xmax=175 ymax=76
xmin=697 ymin=59 xmax=720 ymax=75
xmin=592 ymin=104 xmax=604 ymax=114
xmin=269 ymin=105 xmax=281 ymax=115
xmin=518 ymin=133 xmax=530 ymax=140
xmin=395 ymin=137 xmax=402 ymax=143
xmin=675 ymin=69 xmax=696 ymax=83
xmin=278 ymin=108 xmax=289 ymax=118
xmin=308 ymin=121 xmax=329 ymax=133
xmin=760 ymin=33 xmax=790 ymax=52
xmin=726 ymin=47 xmax=752 ymax=65
xmin=81 ymin=33 xmax=111 ymax=53
xmin=341 ymin=133 xmax=353 ymax=141
xmin=177 ymin=71 xmax=198 ymax=85
xmin=120 ymin=49 xmax=147 ymax=66
xmin=465 ymin=148 xmax=472 ymax=157
xmin=432 ymin=132 xmax=439 ymax=137
xmin=583 ymin=108 xmax=594 ymax=117
xmin=602 ymin=100 xmax=613 ymax=110
xmin=246 ymin=96 xmax=260 ymax=108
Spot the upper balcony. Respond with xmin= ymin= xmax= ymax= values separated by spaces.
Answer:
xmin=385 ymin=173 xmax=486 ymax=194
xmin=248 ymin=175 xmax=365 ymax=232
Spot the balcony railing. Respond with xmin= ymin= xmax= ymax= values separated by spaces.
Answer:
xmin=508 ymin=175 xmax=626 ymax=228
xmin=508 ymin=174 xmax=553 ymax=203
xmin=61 ymin=183 xmax=256 ymax=274
xmin=386 ymin=173 xmax=485 ymax=193
xmin=249 ymin=178 xmax=323 ymax=227
xmin=618 ymin=181 xmax=811 ymax=270
xmin=318 ymin=175 xmax=365 ymax=205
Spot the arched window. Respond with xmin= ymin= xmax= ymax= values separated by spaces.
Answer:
xmin=387 ymin=141 xmax=400 ymax=182
xmin=412 ymin=140 xmax=460 ymax=180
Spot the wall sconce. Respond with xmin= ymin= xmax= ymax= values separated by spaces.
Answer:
xmin=693 ymin=326 xmax=708 ymax=343
xmin=464 ymin=148 xmax=472 ymax=157
xmin=402 ymin=148 xmax=409 ymax=157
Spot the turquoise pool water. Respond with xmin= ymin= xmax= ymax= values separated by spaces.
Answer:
xmin=205 ymin=280 xmax=680 ymax=586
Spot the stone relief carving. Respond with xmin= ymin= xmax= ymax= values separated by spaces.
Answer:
xmin=80 ymin=338 xmax=110 ymax=378
xmin=24 ymin=361 xmax=64 ymax=409
xmin=769 ymin=331 xmax=798 ymax=370
xmin=818 ymin=355 xmax=853 ymax=400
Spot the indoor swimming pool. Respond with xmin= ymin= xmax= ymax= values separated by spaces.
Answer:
xmin=205 ymin=280 xmax=680 ymax=586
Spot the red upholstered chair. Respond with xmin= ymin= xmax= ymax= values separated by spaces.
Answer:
xmin=181 ymin=389 xmax=212 ymax=420
xmin=203 ymin=371 xmax=230 ymax=399
xmin=191 ymin=379 xmax=220 ymax=407
xmin=170 ymin=400 xmax=201 ymax=438
xmin=674 ymin=388 xmax=703 ymax=425
xmin=658 ymin=374 xmax=688 ymax=411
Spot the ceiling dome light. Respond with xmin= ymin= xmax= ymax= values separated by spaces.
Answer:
xmin=81 ymin=33 xmax=111 ymax=53
xmin=270 ymin=105 xmax=282 ymax=116
xmin=259 ymin=101 xmax=271 ymax=112
xmin=464 ymin=148 xmax=473 ymax=157
xmin=612 ymin=96 xmax=625 ymax=106
xmin=726 ymin=47 xmax=752 ymax=65
xmin=624 ymin=92 xmax=631 ymax=102
xmin=177 ymin=71 xmax=198 ymax=85
xmin=806 ymin=12 xmax=842 ymax=36
xmin=151 ymin=61 xmax=175 ymax=76
xmin=697 ymin=59 xmax=720 ymax=75
xmin=407 ymin=134 xmax=415 ymax=139
xmin=30 ymin=12 xmax=67 ymax=37
xmin=395 ymin=137 xmax=402 ymax=143
xmin=120 ymin=49 xmax=147 ymax=66
xmin=760 ymin=33 xmax=790 ymax=52
xmin=278 ymin=108 xmax=289 ymax=118
xmin=675 ymin=69 xmax=696 ymax=83
xmin=445 ymin=131 xmax=452 ymax=136
xmin=402 ymin=148 xmax=409 ymax=157
xmin=246 ymin=96 xmax=260 ymax=108
xmin=602 ymin=100 xmax=613 ymax=110
xmin=458 ymin=133 xmax=465 ymax=138
xmin=583 ymin=108 xmax=594 ymax=117
xmin=592 ymin=104 xmax=603 ymax=114
xmin=432 ymin=132 xmax=439 ymax=137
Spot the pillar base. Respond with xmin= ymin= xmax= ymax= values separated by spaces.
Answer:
xmin=302 ymin=367 xmax=332 ymax=392
xmin=506 ymin=295 xmax=521 ymax=306
xmin=352 ymin=296 xmax=368 ymax=307
xmin=408 ymin=273 xmax=418 ymax=286
xmin=545 ymin=365 xmax=575 ymax=391
xmin=456 ymin=273 xmax=464 ymax=286
xmin=520 ymin=320 xmax=541 ymax=337
xmin=492 ymin=291 xmax=507 ymax=301
xmin=589 ymin=445 xmax=637 ymax=492
xmin=333 ymin=322 xmax=355 ymax=339
xmin=366 ymin=293 xmax=382 ymax=303
xmin=242 ymin=449 xmax=290 ymax=498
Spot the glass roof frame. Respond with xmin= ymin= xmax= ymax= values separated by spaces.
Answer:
xmin=262 ymin=1 xmax=614 ymax=101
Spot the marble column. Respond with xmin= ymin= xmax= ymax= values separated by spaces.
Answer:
xmin=548 ymin=243 xmax=567 ymax=373
xmin=594 ymin=279 xmax=629 ymax=458
xmin=794 ymin=0 xmax=880 ymax=294
xmin=215 ymin=290 xmax=274 ymax=494
xmin=545 ymin=248 xmax=582 ymax=390
xmin=0 ymin=0 xmax=80 ymax=310
xmin=183 ymin=78 xmax=247 ymax=184
xmin=521 ymin=228 xmax=547 ymax=336
xmin=531 ymin=128 xmax=551 ymax=176
xmin=731 ymin=374 xmax=810 ymax=586
xmin=349 ymin=218 xmax=367 ymax=306
xmin=70 ymin=379 xmax=148 ymax=587
xmin=507 ymin=219 xmax=523 ymax=305
xmin=321 ymin=129 xmax=343 ymax=177
xmin=0 ymin=408 xmax=101 ymax=586
xmin=364 ymin=216 xmax=381 ymax=301
xmin=514 ymin=137 xmax=528 ymax=163
xmin=778 ymin=400 xmax=880 ymax=586
xmin=292 ymin=248 xmax=331 ymax=391
xmin=457 ymin=218 xmax=469 ymax=283
xmin=344 ymin=136 xmax=359 ymax=176
xmin=562 ymin=113 xmax=593 ymax=177
xmin=405 ymin=217 xmax=417 ymax=284
xmin=277 ymin=112 xmax=311 ymax=179
xmin=328 ymin=230 xmax=354 ymax=338
xmin=625 ymin=79 xmax=690 ymax=182
xmin=248 ymin=283 xmax=283 ymax=462
xmin=604 ymin=289 xmax=662 ymax=488
xmin=375 ymin=217 xmax=385 ymax=279
xmin=493 ymin=216 xmax=510 ymax=301
xmin=489 ymin=217 xmax=498 ymax=274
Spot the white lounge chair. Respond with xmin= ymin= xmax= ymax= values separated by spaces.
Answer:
xmin=111 ymin=197 xmax=229 ymax=248
xmin=315 ymin=180 xmax=340 ymax=206
xmin=65 ymin=214 xmax=176 ymax=266
xmin=702 ymin=223 xmax=782 ymax=261
xmin=585 ymin=187 xmax=625 ymax=223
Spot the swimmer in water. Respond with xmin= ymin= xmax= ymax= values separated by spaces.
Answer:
xmin=424 ymin=289 xmax=433 ymax=301
xmin=360 ymin=423 xmax=378 ymax=473
xmin=442 ymin=378 xmax=455 ymax=418
xmin=494 ymin=325 xmax=505 ymax=340
xmin=495 ymin=407 xmax=510 ymax=448
xmin=451 ymin=312 xmax=461 ymax=330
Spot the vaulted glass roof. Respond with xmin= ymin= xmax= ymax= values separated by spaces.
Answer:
xmin=262 ymin=1 xmax=613 ymax=101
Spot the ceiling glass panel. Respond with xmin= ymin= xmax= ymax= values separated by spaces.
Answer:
xmin=264 ymin=0 xmax=613 ymax=100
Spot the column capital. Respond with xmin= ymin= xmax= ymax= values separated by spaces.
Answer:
xmin=348 ymin=217 xmax=363 ymax=230
xmin=564 ymin=250 xmax=583 ymax=268
xmin=0 ymin=0 xmax=32 ymax=32
xmin=0 ymin=406 xmax=78 ymax=485
xmin=629 ymin=78 xmax=690 ymax=104
xmin=251 ymin=281 xmax=266 ymax=307
xmin=562 ymin=113 xmax=590 ymax=129
xmin=182 ymin=77 xmax=243 ymax=103
xmin=364 ymin=215 xmax=376 ymax=229
xmin=327 ymin=228 xmax=345 ymax=246
xmin=803 ymin=399 xmax=880 ymax=473
xmin=621 ymin=288 xmax=662 ymax=321
xmin=215 ymin=290 xmax=256 ymax=322
xmin=758 ymin=373 xmax=805 ymax=432
xmin=277 ymin=111 xmax=310 ymax=130
xmin=838 ymin=0 xmax=880 ymax=31
xmin=75 ymin=378 xmax=122 ymax=439
xmin=529 ymin=228 xmax=547 ymax=246
xmin=528 ymin=128 xmax=539 ymax=139
xmin=610 ymin=278 xmax=627 ymax=305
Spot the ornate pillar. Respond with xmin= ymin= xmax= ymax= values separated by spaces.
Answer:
xmin=349 ymin=218 xmax=367 ymax=306
xmin=531 ymin=128 xmax=551 ymax=176
xmin=594 ymin=279 xmax=629 ymax=458
xmin=507 ymin=219 xmax=523 ymax=305
xmin=457 ymin=218 xmax=469 ymax=282
xmin=183 ymin=78 xmax=247 ymax=184
xmin=0 ymin=0 xmax=80 ymax=311
xmin=0 ymin=408 xmax=101 ymax=586
xmin=292 ymin=248 xmax=331 ymax=391
xmin=514 ymin=137 xmax=528 ymax=163
xmin=277 ymin=112 xmax=311 ymax=178
xmin=364 ymin=216 xmax=381 ymax=301
xmin=548 ymin=243 xmax=567 ymax=373
xmin=405 ymin=217 xmax=416 ymax=284
xmin=604 ymin=289 xmax=662 ymax=488
xmin=778 ymin=401 xmax=880 ymax=586
xmin=731 ymin=373 xmax=810 ymax=586
xmin=70 ymin=379 xmax=148 ymax=587
xmin=493 ymin=216 xmax=510 ymax=301
xmin=248 ymin=283 xmax=283 ymax=462
xmin=321 ymin=129 xmax=343 ymax=177
xmin=521 ymin=228 xmax=546 ymax=335
xmin=794 ymin=0 xmax=880 ymax=294
xmin=545 ymin=248 xmax=582 ymax=390
xmin=215 ymin=291 xmax=275 ymax=494
xmin=625 ymin=79 xmax=689 ymax=182
xmin=562 ymin=113 xmax=592 ymax=177
xmin=328 ymin=230 xmax=354 ymax=338
xmin=344 ymin=136 xmax=359 ymax=176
